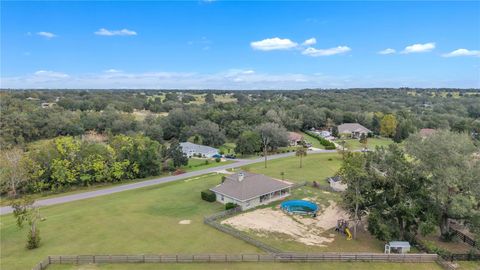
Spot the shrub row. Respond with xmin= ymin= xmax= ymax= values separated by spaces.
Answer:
xmin=225 ymin=202 xmax=238 ymax=210
xmin=201 ymin=189 xmax=216 ymax=202
xmin=304 ymin=130 xmax=336 ymax=150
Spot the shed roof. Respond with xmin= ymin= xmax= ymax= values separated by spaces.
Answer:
xmin=210 ymin=171 xmax=292 ymax=201
xmin=388 ymin=241 xmax=411 ymax=248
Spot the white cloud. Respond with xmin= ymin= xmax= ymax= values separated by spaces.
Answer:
xmin=378 ymin=48 xmax=396 ymax=55
xmin=37 ymin=32 xmax=57 ymax=38
xmin=402 ymin=42 xmax=435 ymax=54
xmin=1 ymin=69 xmax=477 ymax=89
xmin=302 ymin=46 xmax=351 ymax=57
xmin=250 ymin=37 xmax=298 ymax=51
xmin=104 ymin=69 xmax=123 ymax=73
xmin=34 ymin=70 xmax=69 ymax=78
xmin=302 ymin=38 xmax=317 ymax=46
xmin=94 ymin=28 xmax=137 ymax=36
xmin=442 ymin=48 xmax=480 ymax=57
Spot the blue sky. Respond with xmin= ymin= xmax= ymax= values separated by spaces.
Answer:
xmin=1 ymin=1 xmax=479 ymax=89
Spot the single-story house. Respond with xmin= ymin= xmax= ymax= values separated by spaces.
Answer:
xmin=318 ymin=130 xmax=332 ymax=138
xmin=180 ymin=142 xmax=219 ymax=158
xmin=419 ymin=128 xmax=436 ymax=138
xmin=210 ymin=171 xmax=292 ymax=210
xmin=338 ymin=123 xmax=371 ymax=138
xmin=327 ymin=176 xmax=347 ymax=192
xmin=288 ymin=132 xmax=304 ymax=146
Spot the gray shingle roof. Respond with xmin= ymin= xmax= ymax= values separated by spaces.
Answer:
xmin=180 ymin=142 xmax=219 ymax=155
xmin=338 ymin=123 xmax=371 ymax=134
xmin=210 ymin=171 xmax=292 ymax=201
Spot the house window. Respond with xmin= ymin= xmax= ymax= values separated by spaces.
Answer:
xmin=221 ymin=195 xmax=224 ymax=201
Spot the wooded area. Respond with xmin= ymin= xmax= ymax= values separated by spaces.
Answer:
xmin=1 ymin=88 xmax=479 ymax=197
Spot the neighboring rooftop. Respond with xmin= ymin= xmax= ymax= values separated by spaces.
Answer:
xmin=338 ymin=123 xmax=371 ymax=134
xmin=419 ymin=128 xmax=437 ymax=137
xmin=210 ymin=171 xmax=292 ymax=202
xmin=180 ymin=142 xmax=218 ymax=153
xmin=288 ymin=132 xmax=303 ymax=142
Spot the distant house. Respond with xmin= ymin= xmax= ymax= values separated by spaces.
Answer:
xmin=41 ymin=102 xmax=54 ymax=109
xmin=180 ymin=142 xmax=219 ymax=158
xmin=210 ymin=171 xmax=292 ymax=210
xmin=288 ymin=132 xmax=304 ymax=146
xmin=318 ymin=130 xmax=331 ymax=138
xmin=338 ymin=123 xmax=371 ymax=138
xmin=327 ymin=176 xmax=347 ymax=192
xmin=419 ymin=128 xmax=436 ymax=138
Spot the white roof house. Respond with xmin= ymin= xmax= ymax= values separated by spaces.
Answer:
xmin=338 ymin=123 xmax=371 ymax=138
xmin=180 ymin=142 xmax=219 ymax=158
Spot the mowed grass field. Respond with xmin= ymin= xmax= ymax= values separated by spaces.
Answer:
xmin=341 ymin=138 xmax=393 ymax=151
xmin=241 ymin=152 xmax=342 ymax=186
xmin=0 ymin=174 xmax=259 ymax=270
xmin=47 ymin=262 xmax=444 ymax=270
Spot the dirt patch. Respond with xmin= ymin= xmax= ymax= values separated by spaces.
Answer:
xmin=222 ymin=201 xmax=349 ymax=246
xmin=179 ymin=220 xmax=191 ymax=225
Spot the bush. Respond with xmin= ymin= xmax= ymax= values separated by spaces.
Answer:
xmin=205 ymin=160 xmax=209 ymax=165
xmin=225 ymin=202 xmax=238 ymax=210
xmin=201 ymin=190 xmax=216 ymax=202
xmin=26 ymin=229 xmax=41 ymax=249
xmin=215 ymin=157 xmax=221 ymax=163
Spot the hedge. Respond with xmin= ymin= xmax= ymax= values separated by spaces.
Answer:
xmin=304 ymin=130 xmax=336 ymax=150
xmin=201 ymin=189 xmax=216 ymax=202
xmin=225 ymin=202 xmax=238 ymax=210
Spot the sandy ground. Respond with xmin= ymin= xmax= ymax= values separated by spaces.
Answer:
xmin=222 ymin=201 xmax=349 ymax=246
xmin=179 ymin=220 xmax=191 ymax=225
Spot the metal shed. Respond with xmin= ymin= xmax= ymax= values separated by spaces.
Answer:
xmin=385 ymin=241 xmax=411 ymax=254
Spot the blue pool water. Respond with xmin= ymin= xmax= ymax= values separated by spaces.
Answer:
xmin=281 ymin=200 xmax=318 ymax=214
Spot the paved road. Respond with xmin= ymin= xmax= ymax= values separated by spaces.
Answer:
xmin=0 ymin=150 xmax=336 ymax=215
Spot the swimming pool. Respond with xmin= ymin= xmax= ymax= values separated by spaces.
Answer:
xmin=281 ymin=200 xmax=318 ymax=214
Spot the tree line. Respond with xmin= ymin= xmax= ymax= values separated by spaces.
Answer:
xmin=0 ymin=135 xmax=188 ymax=195
xmin=2 ymin=89 xmax=479 ymax=149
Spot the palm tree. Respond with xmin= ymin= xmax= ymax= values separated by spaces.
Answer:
xmin=295 ymin=147 xmax=307 ymax=168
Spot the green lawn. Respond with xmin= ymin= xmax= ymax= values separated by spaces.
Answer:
xmin=241 ymin=152 xmax=342 ymax=185
xmin=184 ymin=158 xmax=233 ymax=171
xmin=341 ymin=138 xmax=394 ymax=151
xmin=301 ymin=132 xmax=326 ymax=149
xmin=0 ymin=174 xmax=259 ymax=270
xmin=0 ymin=159 xmax=233 ymax=206
xmin=219 ymin=142 xmax=236 ymax=155
xmin=47 ymin=262 xmax=443 ymax=270
xmin=457 ymin=261 xmax=480 ymax=270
